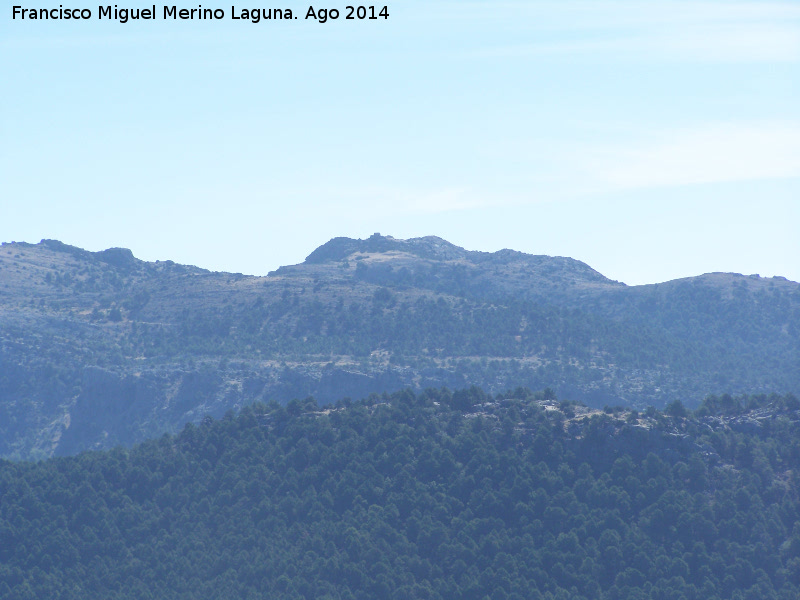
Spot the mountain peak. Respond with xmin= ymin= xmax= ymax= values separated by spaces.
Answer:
xmin=303 ymin=233 xmax=469 ymax=264
xmin=303 ymin=234 xmax=618 ymax=289
xmin=37 ymin=239 xmax=137 ymax=268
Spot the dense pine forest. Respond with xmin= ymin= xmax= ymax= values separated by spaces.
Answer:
xmin=1 ymin=387 xmax=798 ymax=599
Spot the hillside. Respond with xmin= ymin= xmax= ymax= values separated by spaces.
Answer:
xmin=0 ymin=234 xmax=798 ymax=459
xmin=0 ymin=388 xmax=798 ymax=599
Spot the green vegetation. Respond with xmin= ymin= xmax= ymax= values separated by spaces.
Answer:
xmin=1 ymin=236 xmax=798 ymax=459
xmin=1 ymin=388 xmax=798 ymax=599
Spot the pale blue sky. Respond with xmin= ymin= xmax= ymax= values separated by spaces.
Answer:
xmin=2 ymin=1 xmax=798 ymax=284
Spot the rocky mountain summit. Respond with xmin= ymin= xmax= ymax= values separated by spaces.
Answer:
xmin=1 ymin=234 xmax=798 ymax=459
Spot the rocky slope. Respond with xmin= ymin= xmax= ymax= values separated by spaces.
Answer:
xmin=0 ymin=234 xmax=797 ymax=459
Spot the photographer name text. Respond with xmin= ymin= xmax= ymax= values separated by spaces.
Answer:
xmin=12 ymin=4 xmax=389 ymax=23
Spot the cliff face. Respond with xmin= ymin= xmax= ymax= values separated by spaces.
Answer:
xmin=1 ymin=235 xmax=798 ymax=459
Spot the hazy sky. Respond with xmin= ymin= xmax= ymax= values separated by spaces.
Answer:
xmin=2 ymin=0 xmax=798 ymax=284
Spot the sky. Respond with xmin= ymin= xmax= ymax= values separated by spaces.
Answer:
xmin=1 ymin=0 xmax=798 ymax=285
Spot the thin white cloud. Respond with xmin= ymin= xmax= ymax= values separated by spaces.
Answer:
xmin=464 ymin=0 xmax=800 ymax=62
xmin=439 ymin=0 xmax=800 ymax=28
xmin=478 ymin=23 xmax=800 ymax=62
xmin=663 ymin=24 xmax=800 ymax=62
xmin=328 ymin=186 xmax=496 ymax=217
xmin=271 ymin=122 xmax=800 ymax=212
xmin=380 ymin=187 xmax=485 ymax=215
xmin=588 ymin=122 xmax=800 ymax=189
xmin=555 ymin=0 xmax=800 ymax=29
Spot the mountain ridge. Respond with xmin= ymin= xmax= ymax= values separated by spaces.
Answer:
xmin=12 ymin=235 xmax=795 ymax=287
xmin=1 ymin=234 xmax=797 ymax=459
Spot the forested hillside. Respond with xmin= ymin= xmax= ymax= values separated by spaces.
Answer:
xmin=1 ymin=388 xmax=798 ymax=599
xmin=1 ymin=235 xmax=798 ymax=459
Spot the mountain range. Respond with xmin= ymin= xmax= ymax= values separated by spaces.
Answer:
xmin=1 ymin=234 xmax=797 ymax=459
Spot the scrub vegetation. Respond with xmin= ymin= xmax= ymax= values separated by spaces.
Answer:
xmin=1 ymin=234 xmax=798 ymax=459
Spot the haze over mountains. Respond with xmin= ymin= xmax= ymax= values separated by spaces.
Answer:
xmin=1 ymin=234 xmax=798 ymax=459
